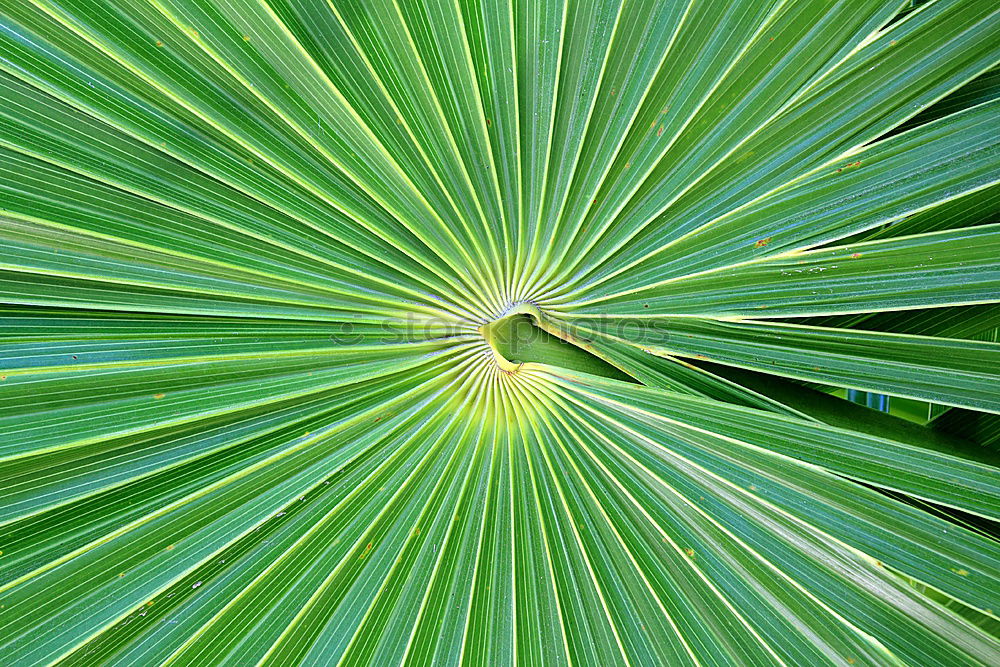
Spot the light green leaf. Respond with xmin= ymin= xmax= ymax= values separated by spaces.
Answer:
xmin=2 ymin=0 xmax=999 ymax=664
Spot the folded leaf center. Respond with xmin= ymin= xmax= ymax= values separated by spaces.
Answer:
xmin=480 ymin=304 xmax=634 ymax=381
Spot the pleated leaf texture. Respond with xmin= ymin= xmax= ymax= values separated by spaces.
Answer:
xmin=1 ymin=0 xmax=999 ymax=664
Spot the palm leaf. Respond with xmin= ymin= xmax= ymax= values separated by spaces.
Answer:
xmin=1 ymin=0 xmax=999 ymax=664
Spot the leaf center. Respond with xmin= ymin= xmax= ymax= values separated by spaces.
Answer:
xmin=480 ymin=304 xmax=633 ymax=381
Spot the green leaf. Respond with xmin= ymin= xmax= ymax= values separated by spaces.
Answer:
xmin=570 ymin=98 xmax=1000 ymax=295
xmin=565 ymin=317 xmax=1000 ymax=413
xmin=568 ymin=224 xmax=1000 ymax=317
xmin=2 ymin=0 xmax=999 ymax=664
